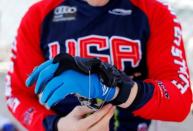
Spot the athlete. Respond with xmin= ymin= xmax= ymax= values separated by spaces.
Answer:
xmin=5 ymin=0 xmax=192 ymax=131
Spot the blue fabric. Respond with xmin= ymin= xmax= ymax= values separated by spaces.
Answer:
xmin=43 ymin=115 xmax=60 ymax=131
xmin=2 ymin=124 xmax=17 ymax=131
xmin=26 ymin=61 xmax=115 ymax=108
xmin=26 ymin=60 xmax=59 ymax=94
xmin=42 ymin=70 xmax=115 ymax=108
xmin=26 ymin=60 xmax=53 ymax=87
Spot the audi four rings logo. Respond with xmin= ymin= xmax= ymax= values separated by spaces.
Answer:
xmin=53 ymin=6 xmax=77 ymax=22
xmin=54 ymin=6 xmax=77 ymax=15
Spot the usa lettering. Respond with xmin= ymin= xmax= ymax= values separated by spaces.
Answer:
xmin=48 ymin=35 xmax=142 ymax=70
xmin=48 ymin=42 xmax=60 ymax=59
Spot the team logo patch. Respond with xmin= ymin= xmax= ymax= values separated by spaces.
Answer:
xmin=23 ymin=108 xmax=35 ymax=125
xmin=158 ymin=81 xmax=170 ymax=99
xmin=53 ymin=5 xmax=77 ymax=22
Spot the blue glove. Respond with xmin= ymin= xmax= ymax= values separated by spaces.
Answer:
xmin=26 ymin=60 xmax=116 ymax=108
xmin=27 ymin=53 xmax=134 ymax=108
xmin=26 ymin=59 xmax=59 ymax=94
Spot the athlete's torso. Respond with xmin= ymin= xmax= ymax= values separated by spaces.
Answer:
xmin=40 ymin=0 xmax=151 ymax=130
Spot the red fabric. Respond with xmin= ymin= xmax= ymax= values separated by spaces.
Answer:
xmin=131 ymin=0 xmax=192 ymax=121
xmin=5 ymin=0 xmax=63 ymax=130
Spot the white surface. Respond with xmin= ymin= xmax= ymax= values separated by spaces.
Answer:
xmin=0 ymin=0 xmax=38 ymax=47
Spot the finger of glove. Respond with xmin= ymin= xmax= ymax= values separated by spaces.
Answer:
xmin=41 ymin=70 xmax=82 ymax=105
xmin=45 ymin=72 xmax=112 ymax=108
xmin=54 ymin=55 xmax=78 ymax=76
xmin=45 ymin=70 xmax=85 ymax=108
xmin=46 ymin=84 xmax=74 ymax=108
xmin=39 ymin=75 xmax=65 ymax=104
xmin=26 ymin=60 xmax=53 ymax=87
xmin=35 ymin=63 xmax=59 ymax=94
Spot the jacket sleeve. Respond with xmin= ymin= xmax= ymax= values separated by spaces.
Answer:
xmin=5 ymin=1 xmax=59 ymax=130
xmin=131 ymin=0 xmax=192 ymax=122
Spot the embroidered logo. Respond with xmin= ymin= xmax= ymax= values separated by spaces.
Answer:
xmin=109 ymin=8 xmax=132 ymax=16
xmin=53 ymin=5 xmax=77 ymax=22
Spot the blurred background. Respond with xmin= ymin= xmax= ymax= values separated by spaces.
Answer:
xmin=0 ymin=0 xmax=193 ymax=130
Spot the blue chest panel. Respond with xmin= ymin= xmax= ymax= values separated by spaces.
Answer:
xmin=40 ymin=1 xmax=152 ymax=128
xmin=41 ymin=0 xmax=150 ymax=79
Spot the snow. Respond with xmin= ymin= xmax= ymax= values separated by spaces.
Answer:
xmin=0 ymin=0 xmax=37 ymax=47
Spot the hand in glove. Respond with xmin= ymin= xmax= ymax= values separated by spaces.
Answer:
xmin=26 ymin=53 xmax=134 ymax=109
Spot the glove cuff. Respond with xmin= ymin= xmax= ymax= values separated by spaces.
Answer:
xmin=110 ymin=81 xmax=134 ymax=105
